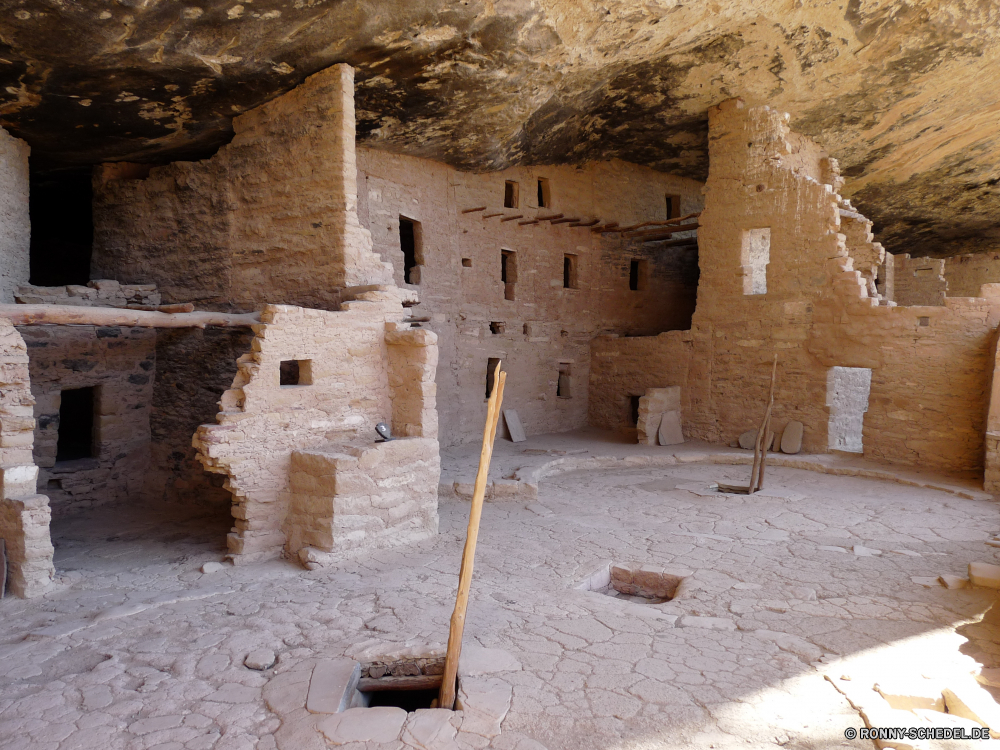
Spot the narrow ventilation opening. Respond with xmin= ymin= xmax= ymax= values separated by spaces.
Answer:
xmin=280 ymin=360 xmax=312 ymax=386
xmin=503 ymin=180 xmax=519 ymax=209
xmin=629 ymin=395 xmax=641 ymax=427
xmin=486 ymin=357 xmax=501 ymax=399
xmin=57 ymin=387 xmax=95 ymax=462
xmin=462 ymin=258 xmax=472 ymax=268
xmin=537 ymin=178 xmax=550 ymax=208
xmin=29 ymin=169 xmax=93 ymax=286
xmin=665 ymin=194 xmax=681 ymax=220
xmin=399 ymin=217 xmax=421 ymax=285
xmin=629 ymin=259 xmax=647 ymax=291
xmin=501 ymin=250 xmax=516 ymax=300
xmin=563 ymin=254 xmax=578 ymax=289
xmin=490 ymin=322 xmax=505 ymax=334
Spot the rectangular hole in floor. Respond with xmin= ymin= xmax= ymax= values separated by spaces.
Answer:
xmin=578 ymin=563 xmax=689 ymax=605
xmin=355 ymin=658 xmax=449 ymax=712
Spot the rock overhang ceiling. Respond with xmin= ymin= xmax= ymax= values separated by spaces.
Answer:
xmin=2 ymin=0 xmax=999 ymax=257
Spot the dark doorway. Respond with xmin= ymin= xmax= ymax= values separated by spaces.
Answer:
xmin=30 ymin=169 xmax=93 ymax=286
xmin=399 ymin=218 xmax=420 ymax=284
xmin=57 ymin=387 xmax=95 ymax=461
xmin=629 ymin=395 xmax=641 ymax=427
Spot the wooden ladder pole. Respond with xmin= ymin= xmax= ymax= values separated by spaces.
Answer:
xmin=752 ymin=354 xmax=779 ymax=491
xmin=438 ymin=362 xmax=507 ymax=710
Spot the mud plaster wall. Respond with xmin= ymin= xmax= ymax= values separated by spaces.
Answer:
xmin=943 ymin=253 xmax=1000 ymax=299
xmin=91 ymin=64 xmax=391 ymax=313
xmin=0 ymin=127 xmax=29 ymax=305
xmin=590 ymin=100 xmax=1000 ymax=474
xmin=21 ymin=326 xmax=155 ymax=515
xmin=356 ymin=148 xmax=703 ymax=446
xmin=194 ymin=291 xmax=438 ymax=563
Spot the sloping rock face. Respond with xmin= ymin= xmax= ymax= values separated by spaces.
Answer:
xmin=1 ymin=0 xmax=998 ymax=256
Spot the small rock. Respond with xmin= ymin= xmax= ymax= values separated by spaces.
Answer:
xmin=852 ymin=545 xmax=881 ymax=557
xmin=201 ymin=562 xmax=225 ymax=574
xmin=938 ymin=574 xmax=969 ymax=589
xmin=738 ymin=430 xmax=757 ymax=450
xmin=780 ymin=420 xmax=803 ymax=454
xmin=244 ymin=649 xmax=276 ymax=671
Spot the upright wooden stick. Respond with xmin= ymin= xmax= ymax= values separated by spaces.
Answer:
xmin=749 ymin=355 xmax=779 ymax=493
xmin=438 ymin=362 xmax=507 ymax=710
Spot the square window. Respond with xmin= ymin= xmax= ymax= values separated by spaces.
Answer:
xmin=280 ymin=359 xmax=313 ymax=386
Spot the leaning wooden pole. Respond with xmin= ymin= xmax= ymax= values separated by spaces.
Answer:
xmin=750 ymin=354 xmax=779 ymax=492
xmin=438 ymin=362 xmax=507 ymax=710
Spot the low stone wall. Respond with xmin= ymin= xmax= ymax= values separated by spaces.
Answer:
xmin=15 ymin=279 xmax=161 ymax=308
xmin=893 ymin=255 xmax=947 ymax=306
xmin=287 ymin=437 xmax=440 ymax=566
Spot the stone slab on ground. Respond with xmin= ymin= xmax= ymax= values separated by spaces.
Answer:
xmin=657 ymin=410 xmax=684 ymax=446
xmin=503 ymin=409 xmax=526 ymax=443
xmin=306 ymin=659 xmax=360 ymax=714
xmin=318 ymin=706 xmax=407 ymax=744
xmin=969 ymin=562 xmax=1000 ymax=588
xmin=780 ymin=421 xmax=804 ymax=454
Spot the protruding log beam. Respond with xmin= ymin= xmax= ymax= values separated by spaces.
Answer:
xmin=0 ymin=304 xmax=259 ymax=328
xmin=550 ymin=217 xmax=581 ymax=224
xmin=572 ymin=219 xmax=601 ymax=227
xmin=591 ymin=222 xmax=619 ymax=233
xmin=500 ymin=214 xmax=524 ymax=222
xmin=461 ymin=206 xmax=487 ymax=214
xmin=605 ymin=212 xmax=702 ymax=234
xmin=642 ymin=237 xmax=699 ymax=247
xmin=536 ymin=213 xmax=564 ymax=221
xmin=482 ymin=212 xmax=505 ymax=219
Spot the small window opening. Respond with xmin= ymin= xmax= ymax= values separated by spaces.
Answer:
xmin=665 ymin=194 xmax=681 ymax=220
xmin=741 ymin=228 xmax=770 ymax=295
xmin=399 ymin=217 xmax=421 ymax=285
xmin=503 ymin=181 xmax=519 ymax=209
xmin=280 ymin=359 xmax=313 ymax=386
xmin=57 ymin=387 xmax=95 ymax=462
xmin=537 ymin=178 xmax=550 ymax=208
xmin=490 ymin=322 xmax=505 ymax=335
xmin=523 ymin=322 xmax=533 ymax=336
xmin=462 ymin=258 xmax=472 ymax=268
xmin=563 ymin=254 xmax=578 ymax=289
xmin=557 ymin=363 xmax=572 ymax=398
xmin=486 ymin=357 xmax=502 ymax=399
xmin=501 ymin=250 xmax=516 ymax=300
xmin=629 ymin=395 xmax=641 ymax=427
xmin=918 ymin=316 xmax=930 ymax=327
xmin=629 ymin=259 xmax=648 ymax=291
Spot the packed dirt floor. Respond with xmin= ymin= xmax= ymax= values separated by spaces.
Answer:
xmin=3 ymin=433 xmax=1000 ymax=750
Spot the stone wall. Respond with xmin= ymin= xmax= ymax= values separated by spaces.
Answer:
xmin=92 ymin=64 xmax=392 ymax=313
xmin=194 ymin=291 xmax=439 ymax=563
xmin=590 ymin=100 xmax=1000 ymax=476
xmin=0 ymin=318 xmax=53 ymax=598
xmin=22 ymin=325 xmax=155 ymax=514
xmin=893 ymin=255 xmax=947 ymax=306
xmin=15 ymin=279 xmax=160 ymax=307
xmin=943 ymin=253 xmax=1000 ymax=299
xmin=287 ymin=437 xmax=439 ymax=566
xmin=0 ymin=126 xmax=30 ymax=304
xmin=356 ymin=148 xmax=703 ymax=446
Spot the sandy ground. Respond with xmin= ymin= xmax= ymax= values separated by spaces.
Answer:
xmin=3 ymin=435 xmax=1000 ymax=750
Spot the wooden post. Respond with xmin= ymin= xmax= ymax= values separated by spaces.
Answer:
xmin=750 ymin=355 xmax=779 ymax=492
xmin=438 ymin=362 xmax=507 ymax=710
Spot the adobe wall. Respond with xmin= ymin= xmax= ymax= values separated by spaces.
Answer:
xmin=194 ymin=290 xmax=439 ymax=563
xmin=893 ymin=255 xmax=947 ymax=306
xmin=0 ymin=127 xmax=30 ymax=304
xmin=21 ymin=326 xmax=155 ymax=515
xmin=356 ymin=149 xmax=703 ymax=445
xmin=943 ymin=253 xmax=1000 ymax=299
xmin=590 ymin=100 xmax=1000 ymax=475
xmin=92 ymin=64 xmax=392 ymax=313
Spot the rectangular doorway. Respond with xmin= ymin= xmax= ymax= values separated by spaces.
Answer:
xmin=57 ymin=386 xmax=95 ymax=461
xmin=827 ymin=367 xmax=872 ymax=453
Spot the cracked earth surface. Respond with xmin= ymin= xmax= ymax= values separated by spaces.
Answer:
xmin=2 ymin=458 xmax=1000 ymax=750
